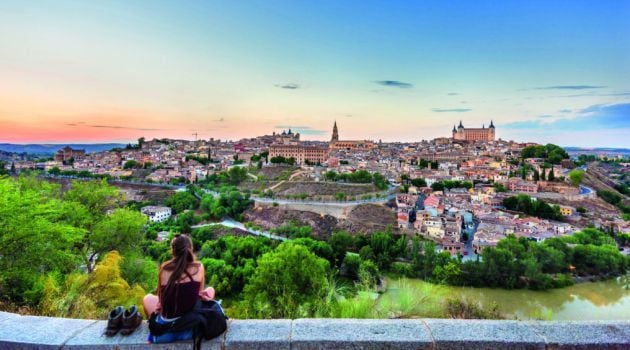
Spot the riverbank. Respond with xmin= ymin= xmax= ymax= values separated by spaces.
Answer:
xmin=380 ymin=276 xmax=630 ymax=320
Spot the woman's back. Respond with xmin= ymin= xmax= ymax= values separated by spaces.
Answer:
xmin=159 ymin=262 xmax=203 ymax=318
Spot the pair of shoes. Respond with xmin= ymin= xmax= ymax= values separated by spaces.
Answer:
xmin=105 ymin=305 xmax=143 ymax=336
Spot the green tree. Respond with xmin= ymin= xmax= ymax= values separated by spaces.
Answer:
xmin=433 ymin=260 xmax=463 ymax=285
xmin=199 ymin=235 xmax=272 ymax=296
xmin=346 ymin=170 xmax=373 ymax=183
xmin=292 ymin=237 xmax=335 ymax=265
xmin=329 ymin=231 xmax=354 ymax=267
xmin=493 ymin=182 xmax=507 ymax=192
xmin=165 ymin=191 xmax=199 ymax=214
xmin=568 ymin=169 xmax=585 ymax=187
xmin=272 ymin=222 xmax=313 ymax=239
xmin=201 ymin=190 xmax=252 ymax=220
xmin=119 ymin=252 xmax=158 ymax=292
xmin=242 ymin=242 xmax=330 ymax=318
xmin=0 ymin=161 xmax=8 ymax=176
xmin=227 ymin=166 xmax=248 ymax=185
xmin=64 ymin=179 xmax=123 ymax=218
xmin=411 ymin=178 xmax=427 ymax=187
xmin=87 ymin=209 xmax=147 ymax=271
xmin=372 ymin=172 xmax=388 ymax=190
xmin=270 ymin=155 xmax=285 ymax=164
xmin=260 ymin=151 xmax=269 ymax=163
xmin=324 ymin=171 xmax=338 ymax=181
xmin=0 ymin=178 xmax=83 ymax=302
xmin=342 ymin=253 xmax=361 ymax=279
xmin=358 ymin=259 xmax=380 ymax=287
xmin=481 ymin=248 xmax=519 ymax=288
xmin=431 ymin=182 xmax=444 ymax=192
xmin=548 ymin=166 xmax=555 ymax=181
xmin=123 ymin=160 xmax=140 ymax=169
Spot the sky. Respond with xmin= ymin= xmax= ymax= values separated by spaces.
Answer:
xmin=0 ymin=0 xmax=629 ymax=147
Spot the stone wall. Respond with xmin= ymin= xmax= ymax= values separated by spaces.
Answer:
xmin=255 ymin=201 xmax=353 ymax=219
xmin=1 ymin=311 xmax=629 ymax=349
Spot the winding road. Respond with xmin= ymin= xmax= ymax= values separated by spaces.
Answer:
xmin=191 ymin=218 xmax=287 ymax=241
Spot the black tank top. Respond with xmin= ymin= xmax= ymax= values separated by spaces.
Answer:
xmin=160 ymin=271 xmax=201 ymax=318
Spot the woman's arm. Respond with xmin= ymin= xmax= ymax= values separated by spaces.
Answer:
xmin=155 ymin=266 xmax=164 ymax=312
xmin=197 ymin=263 xmax=214 ymax=301
xmin=198 ymin=263 xmax=206 ymax=294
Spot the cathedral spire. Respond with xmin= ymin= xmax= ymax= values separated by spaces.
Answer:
xmin=332 ymin=121 xmax=339 ymax=142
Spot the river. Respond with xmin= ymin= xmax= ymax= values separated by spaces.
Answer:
xmin=381 ymin=276 xmax=630 ymax=320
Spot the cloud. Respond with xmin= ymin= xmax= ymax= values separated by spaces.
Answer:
xmin=503 ymin=103 xmax=630 ymax=131
xmin=374 ymin=80 xmax=413 ymax=89
xmin=537 ymin=115 xmax=554 ymax=119
xmin=534 ymin=85 xmax=606 ymax=90
xmin=213 ymin=117 xmax=225 ymax=122
xmin=275 ymin=83 xmax=300 ymax=89
xmin=431 ymin=108 xmax=472 ymax=113
xmin=558 ymin=109 xmax=572 ymax=113
xmin=447 ymin=92 xmax=460 ymax=96
xmin=66 ymin=123 xmax=167 ymax=131
xmin=274 ymin=125 xmax=327 ymax=135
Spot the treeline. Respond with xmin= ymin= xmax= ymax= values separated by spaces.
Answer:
xmin=324 ymin=170 xmax=388 ymax=190
xmin=597 ymin=189 xmax=630 ymax=216
xmin=195 ymin=225 xmax=629 ymax=319
xmin=400 ymin=228 xmax=628 ymax=290
xmin=0 ymin=176 xmax=152 ymax=317
xmin=431 ymin=180 xmax=473 ymax=191
xmin=502 ymin=194 xmax=562 ymax=220
xmin=575 ymin=154 xmax=628 ymax=166
xmin=152 ymin=184 xmax=253 ymax=230
xmin=202 ymin=166 xmax=249 ymax=187
xmin=269 ymin=155 xmax=296 ymax=166
xmin=0 ymin=176 xmax=256 ymax=317
xmin=521 ymin=144 xmax=569 ymax=164
xmin=48 ymin=167 xmax=113 ymax=180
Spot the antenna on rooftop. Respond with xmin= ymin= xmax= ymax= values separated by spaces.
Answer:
xmin=192 ymin=132 xmax=198 ymax=141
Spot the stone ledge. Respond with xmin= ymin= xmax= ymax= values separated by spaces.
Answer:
xmin=0 ymin=312 xmax=628 ymax=349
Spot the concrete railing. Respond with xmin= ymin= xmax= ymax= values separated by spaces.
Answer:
xmin=1 ymin=311 xmax=629 ymax=349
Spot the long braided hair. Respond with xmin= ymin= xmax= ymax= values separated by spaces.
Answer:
xmin=159 ymin=234 xmax=198 ymax=315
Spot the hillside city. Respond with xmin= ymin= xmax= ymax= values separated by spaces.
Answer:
xmin=2 ymin=121 xmax=629 ymax=261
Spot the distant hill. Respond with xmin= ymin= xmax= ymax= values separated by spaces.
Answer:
xmin=564 ymin=147 xmax=630 ymax=156
xmin=564 ymin=147 xmax=630 ymax=153
xmin=0 ymin=143 xmax=126 ymax=155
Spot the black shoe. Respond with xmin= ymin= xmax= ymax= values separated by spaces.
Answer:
xmin=120 ymin=305 xmax=143 ymax=335
xmin=105 ymin=306 xmax=124 ymax=336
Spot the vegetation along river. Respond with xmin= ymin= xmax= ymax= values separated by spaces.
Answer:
xmin=380 ymin=276 xmax=630 ymax=320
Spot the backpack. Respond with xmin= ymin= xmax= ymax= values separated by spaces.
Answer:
xmin=149 ymin=299 xmax=228 ymax=350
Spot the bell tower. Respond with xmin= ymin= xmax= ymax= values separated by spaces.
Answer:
xmin=331 ymin=121 xmax=339 ymax=142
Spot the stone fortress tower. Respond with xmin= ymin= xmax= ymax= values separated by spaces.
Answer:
xmin=452 ymin=120 xmax=495 ymax=141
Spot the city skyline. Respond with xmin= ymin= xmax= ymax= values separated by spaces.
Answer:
xmin=1 ymin=1 xmax=629 ymax=146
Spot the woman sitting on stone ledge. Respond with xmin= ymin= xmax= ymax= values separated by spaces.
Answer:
xmin=143 ymin=234 xmax=215 ymax=343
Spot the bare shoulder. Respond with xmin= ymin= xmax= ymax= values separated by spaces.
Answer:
xmin=188 ymin=261 xmax=204 ymax=280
